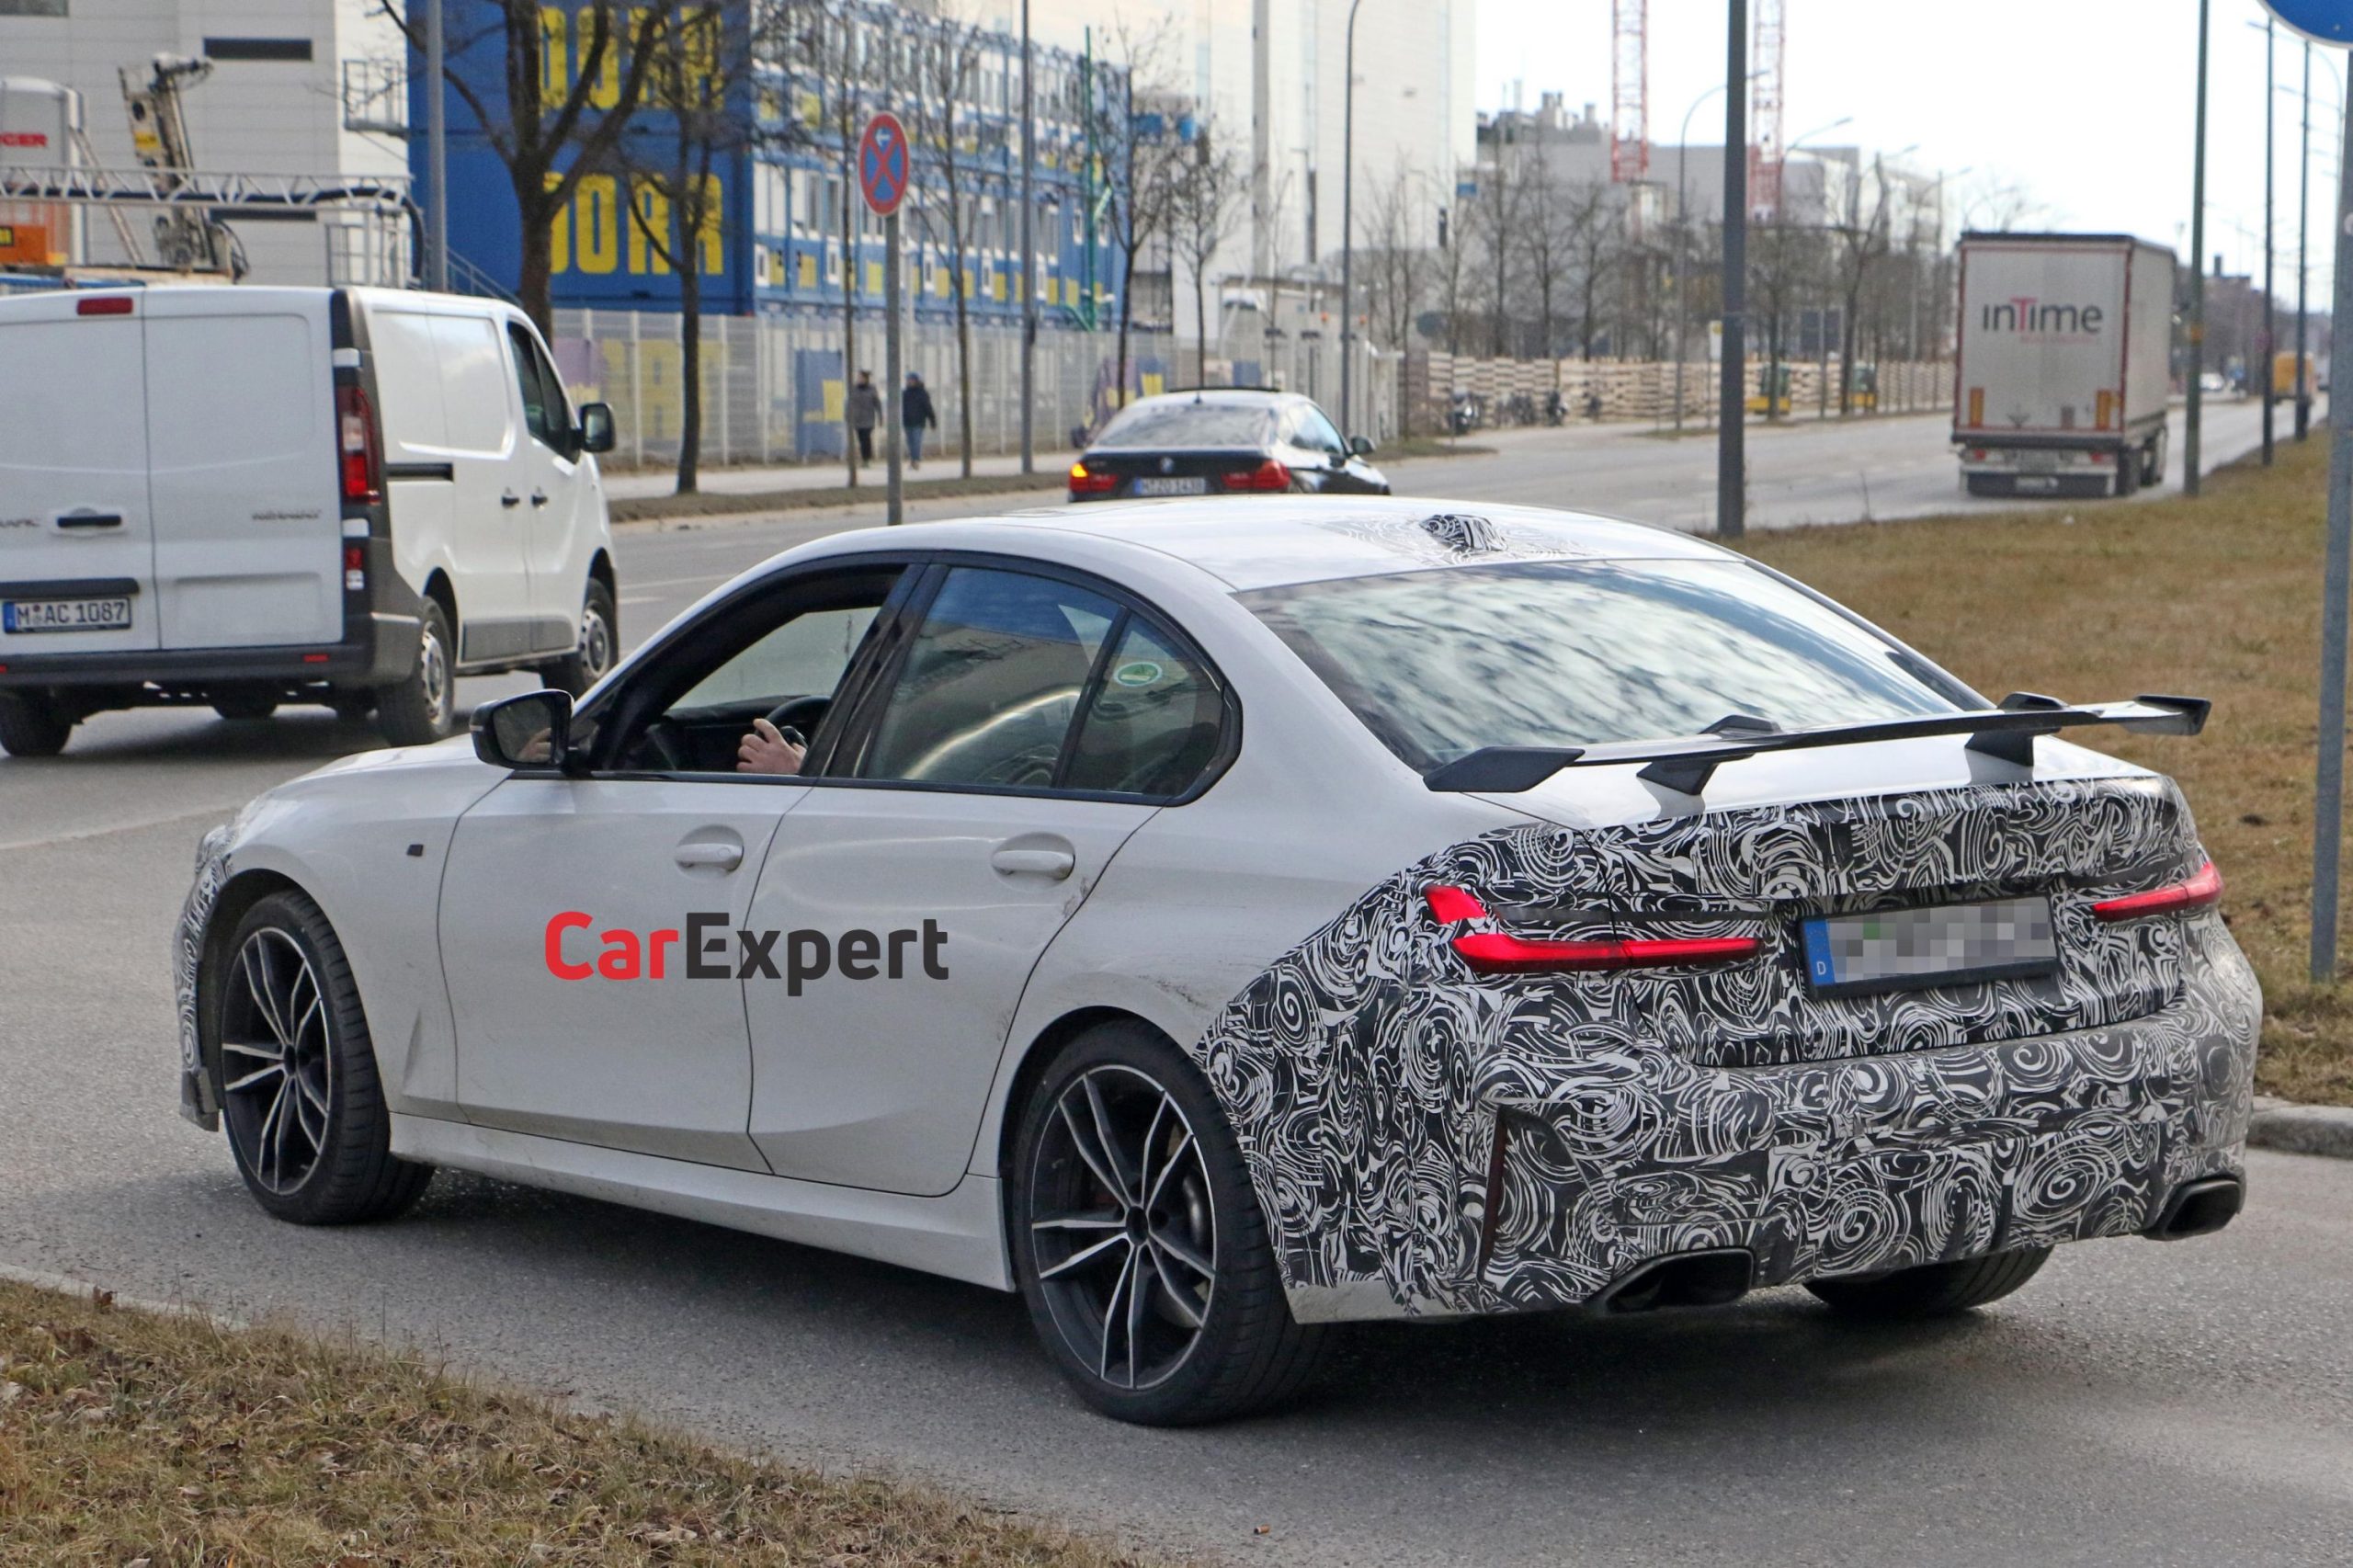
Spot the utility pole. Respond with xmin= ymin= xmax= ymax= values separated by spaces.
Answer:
xmin=424 ymin=0 xmax=447 ymax=290
xmin=2265 ymin=16 xmax=2278 ymax=466
xmin=1717 ymin=0 xmax=1749 ymax=540
xmin=2188 ymin=0 xmax=2211 ymax=497
xmin=1339 ymin=0 xmax=1365 ymax=438
xmin=1018 ymin=0 xmax=1036 ymax=474
xmin=2299 ymin=39 xmax=2313 ymax=441
xmin=2313 ymin=31 xmax=2353 ymax=982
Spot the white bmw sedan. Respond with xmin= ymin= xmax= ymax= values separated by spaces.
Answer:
xmin=176 ymin=499 xmax=2257 ymax=1426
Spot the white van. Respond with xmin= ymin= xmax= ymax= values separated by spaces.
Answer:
xmin=0 ymin=285 xmax=620 ymax=755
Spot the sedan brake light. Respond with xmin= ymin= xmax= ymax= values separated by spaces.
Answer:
xmin=1068 ymin=460 xmax=1118 ymax=496
xmin=2090 ymin=860 xmax=2222 ymax=923
xmin=1423 ymin=885 xmax=1760 ymax=974
xmin=1221 ymin=459 xmax=1290 ymax=492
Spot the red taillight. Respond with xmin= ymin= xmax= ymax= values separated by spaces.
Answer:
xmin=1221 ymin=459 xmax=1291 ymax=492
xmin=343 ymin=541 xmax=366 ymax=593
xmin=337 ymin=383 xmax=382 ymax=504
xmin=1067 ymin=460 xmax=1118 ymax=496
xmin=2091 ymin=861 xmax=2222 ymax=923
xmin=1423 ymin=885 xmax=1761 ymax=974
xmin=76 ymin=294 xmax=134 ymax=316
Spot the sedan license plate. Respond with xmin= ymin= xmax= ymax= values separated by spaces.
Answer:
xmin=1802 ymin=896 xmax=2058 ymax=997
xmin=1132 ymin=476 xmax=1208 ymax=497
xmin=3 ymin=596 xmax=132 ymax=634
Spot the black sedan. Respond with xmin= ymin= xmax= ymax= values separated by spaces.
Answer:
xmin=1068 ymin=389 xmax=1390 ymax=502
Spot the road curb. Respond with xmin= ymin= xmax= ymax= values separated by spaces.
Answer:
xmin=2248 ymin=1096 xmax=2353 ymax=1160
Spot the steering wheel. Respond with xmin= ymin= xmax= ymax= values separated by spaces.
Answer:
xmin=762 ymin=695 xmax=832 ymax=745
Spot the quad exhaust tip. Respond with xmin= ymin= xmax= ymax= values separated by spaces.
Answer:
xmin=2146 ymin=1176 xmax=2245 ymax=1241
xmin=1593 ymin=1248 xmax=1756 ymax=1315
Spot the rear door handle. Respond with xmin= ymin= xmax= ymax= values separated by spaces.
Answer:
xmin=674 ymin=841 xmax=744 ymax=870
xmin=990 ymin=846 xmax=1075 ymax=879
xmin=500 ymin=490 xmax=523 ymax=508
xmin=529 ymin=489 xmax=550 ymax=506
xmin=54 ymin=511 xmax=124 ymax=530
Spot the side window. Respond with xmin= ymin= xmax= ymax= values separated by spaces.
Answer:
xmin=1295 ymin=403 xmax=1346 ymax=454
xmin=1063 ymin=617 xmax=1225 ymax=797
xmin=506 ymin=322 xmax=565 ymax=449
xmin=858 ymin=567 xmax=1119 ymax=789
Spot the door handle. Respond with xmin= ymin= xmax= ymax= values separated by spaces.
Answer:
xmin=500 ymin=490 xmax=523 ymax=508
xmin=674 ymin=841 xmax=744 ymax=870
xmin=54 ymin=511 xmax=124 ymax=530
xmin=990 ymin=846 xmax=1075 ymax=879
xmin=529 ymin=489 xmax=550 ymax=506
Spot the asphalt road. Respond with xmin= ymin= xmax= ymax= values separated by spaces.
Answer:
xmin=5 ymin=400 xmax=2346 ymax=1565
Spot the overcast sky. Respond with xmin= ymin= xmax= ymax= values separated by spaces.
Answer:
xmin=1477 ymin=0 xmax=2333 ymax=298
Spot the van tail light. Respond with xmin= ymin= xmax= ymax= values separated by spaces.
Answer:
xmin=336 ymin=383 xmax=383 ymax=504
xmin=1423 ymin=886 xmax=1761 ymax=974
xmin=76 ymin=294 xmax=135 ymax=316
xmin=343 ymin=542 xmax=366 ymax=593
xmin=1068 ymin=460 xmax=1118 ymax=496
xmin=2091 ymin=861 xmax=2222 ymax=923
xmin=1221 ymin=459 xmax=1291 ymax=492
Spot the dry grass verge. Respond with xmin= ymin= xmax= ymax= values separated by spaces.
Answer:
xmin=1740 ymin=435 xmax=2351 ymax=1105
xmin=0 ymin=1280 xmax=1169 ymax=1567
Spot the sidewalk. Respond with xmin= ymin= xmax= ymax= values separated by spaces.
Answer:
xmin=603 ymin=447 xmax=1076 ymax=502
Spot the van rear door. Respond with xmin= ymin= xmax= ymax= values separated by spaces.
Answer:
xmin=0 ymin=291 xmax=159 ymax=656
xmin=145 ymin=289 xmax=342 ymax=650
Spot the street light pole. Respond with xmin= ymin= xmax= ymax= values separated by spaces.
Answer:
xmin=1018 ymin=0 xmax=1036 ymax=475
xmin=2188 ymin=0 xmax=2211 ymax=497
xmin=1718 ymin=0 xmax=1748 ymax=540
xmin=1338 ymin=0 xmax=1365 ymax=439
xmin=2311 ymin=28 xmax=2353 ymax=983
xmin=424 ymin=0 xmax=447 ymax=291
xmin=2265 ymin=16 xmax=2277 ymax=466
xmin=2299 ymin=39 xmax=2314 ymax=440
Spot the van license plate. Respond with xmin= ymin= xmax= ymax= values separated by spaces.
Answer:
xmin=1133 ymin=476 xmax=1208 ymax=496
xmin=3 ymin=597 xmax=132 ymax=634
xmin=1802 ymin=896 xmax=2059 ymax=997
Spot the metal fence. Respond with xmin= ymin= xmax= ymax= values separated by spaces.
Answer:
xmin=549 ymin=308 xmax=1399 ymax=470
xmin=1406 ymin=352 xmax=1955 ymax=432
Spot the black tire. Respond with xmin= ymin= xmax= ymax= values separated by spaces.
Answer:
xmin=2114 ymin=451 xmax=2139 ymax=498
xmin=1010 ymin=1019 xmax=1328 ymax=1426
xmin=376 ymin=597 xmax=455 ymax=748
xmin=541 ymin=578 xmax=618 ymax=698
xmin=1805 ymin=1246 xmax=2051 ymax=1320
xmin=0 ymin=692 xmax=73 ymax=757
xmin=210 ymin=890 xmax=432 ymax=1224
xmin=210 ymin=694 xmax=278 ymax=722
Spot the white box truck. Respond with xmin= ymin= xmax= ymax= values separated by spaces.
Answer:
xmin=1953 ymin=233 xmax=2177 ymax=499
xmin=0 ymin=285 xmax=621 ymax=756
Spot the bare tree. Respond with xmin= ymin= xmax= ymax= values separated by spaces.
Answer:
xmin=1830 ymin=154 xmax=1895 ymax=414
xmin=904 ymin=17 xmax=986 ymax=476
xmin=1746 ymin=218 xmax=1824 ymax=419
xmin=621 ymin=5 xmax=751 ymax=494
xmin=1516 ymin=143 xmax=1571 ymax=376
xmin=1437 ymin=197 xmax=1471 ymax=359
xmin=1361 ymin=159 xmax=1431 ymax=431
xmin=385 ymin=0 xmax=672 ymax=333
xmin=1086 ymin=18 xmax=1180 ymax=414
xmin=1169 ymin=125 xmax=1244 ymax=386
xmin=1464 ymin=154 xmax=1525 ymax=358
xmin=1560 ymin=180 xmax=1619 ymax=359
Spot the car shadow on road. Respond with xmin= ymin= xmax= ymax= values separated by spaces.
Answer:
xmin=8 ymin=710 xmax=397 ymax=767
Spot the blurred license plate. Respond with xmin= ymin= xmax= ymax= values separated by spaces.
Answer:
xmin=1802 ymin=896 xmax=2058 ymax=997
xmin=3 ymin=597 xmax=131 ymax=633
xmin=1133 ymin=476 xmax=1207 ymax=496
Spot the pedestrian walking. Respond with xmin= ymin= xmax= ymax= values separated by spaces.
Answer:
xmin=848 ymin=369 xmax=881 ymax=463
xmin=902 ymin=372 xmax=938 ymax=470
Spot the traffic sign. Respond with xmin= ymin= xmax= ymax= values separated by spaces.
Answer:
xmin=858 ymin=112 xmax=910 ymax=217
xmin=2261 ymin=1 xmax=2353 ymax=45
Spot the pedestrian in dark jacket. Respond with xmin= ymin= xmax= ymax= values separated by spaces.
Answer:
xmin=847 ymin=369 xmax=881 ymax=461
xmin=902 ymin=372 xmax=938 ymax=469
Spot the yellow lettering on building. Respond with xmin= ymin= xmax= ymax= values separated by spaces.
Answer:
xmin=575 ymin=174 xmax=620 ymax=273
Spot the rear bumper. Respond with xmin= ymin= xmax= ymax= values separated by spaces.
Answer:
xmin=0 ymin=611 xmax=419 ymax=693
xmin=1283 ymin=922 xmax=2261 ymax=1324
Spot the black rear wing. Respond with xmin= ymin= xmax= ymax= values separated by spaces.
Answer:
xmin=1423 ymin=693 xmax=2211 ymax=797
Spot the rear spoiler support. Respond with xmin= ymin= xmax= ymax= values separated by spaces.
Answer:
xmin=1422 ymin=693 xmax=2211 ymax=797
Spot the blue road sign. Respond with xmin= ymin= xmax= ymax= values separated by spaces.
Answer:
xmin=2263 ymin=1 xmax=2353 ymax=45
xmin=858 ymin=112 xmax=909 ymax=217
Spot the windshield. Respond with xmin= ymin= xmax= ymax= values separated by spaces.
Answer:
xmin=1240 ymin=559 xmax=1972 ymax=770
xmin=1094 ymin=401 xmax=1277 ymax=449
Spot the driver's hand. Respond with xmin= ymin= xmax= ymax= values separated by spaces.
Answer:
xmin=517 ymin=727 xmax=553 ymax=765
xmin=737 ymin=716 xmax=806 ymax=776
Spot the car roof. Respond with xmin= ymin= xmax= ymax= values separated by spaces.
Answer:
xmin=792 ymin=495 xmax=1733 ymax=594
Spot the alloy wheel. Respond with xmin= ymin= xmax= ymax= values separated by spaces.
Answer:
xmin=219 ymin=927 xmax=334 ymax=1194
xmin=580 ymin=602 xmax=614 ymax=679
xmin=418 ymin=622 xmax=450 ymax=730
xmin=1028 ymin=1065 xmax=1218 ymax=1392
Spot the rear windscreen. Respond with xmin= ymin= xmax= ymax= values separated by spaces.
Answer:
xmin=1240 ymin=559 xmax=1972 ymax=770
xmin=1093 ymin=402 xmax=1276 ymax=449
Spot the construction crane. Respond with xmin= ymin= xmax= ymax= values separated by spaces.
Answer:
xmin=1748 ymin=0 xmax=1788 ymax=221
xmin=119 ymin=52 xmax=244 ymax=276
xmin=1609 ymin=0 xmax=1648 ymax=187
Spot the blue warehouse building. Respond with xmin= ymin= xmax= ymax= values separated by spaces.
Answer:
xmin=415 ymin=0 xmax=1128 ymax=328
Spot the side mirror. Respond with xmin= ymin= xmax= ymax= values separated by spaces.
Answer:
xmin=1349 ymin=435 xmax=1375 ymax=458
xmin=472 ymin=688 xmax=576 ymax=773
xmin=576 ymin=402 xmax=617 ymax=455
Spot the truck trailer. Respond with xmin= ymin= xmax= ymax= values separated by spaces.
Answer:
xmin=1952 ymin=233 xmax=2177 ymax=499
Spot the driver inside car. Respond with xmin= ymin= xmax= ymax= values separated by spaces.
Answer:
xmin=737 ymin=715 xmax=807 ymax=775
